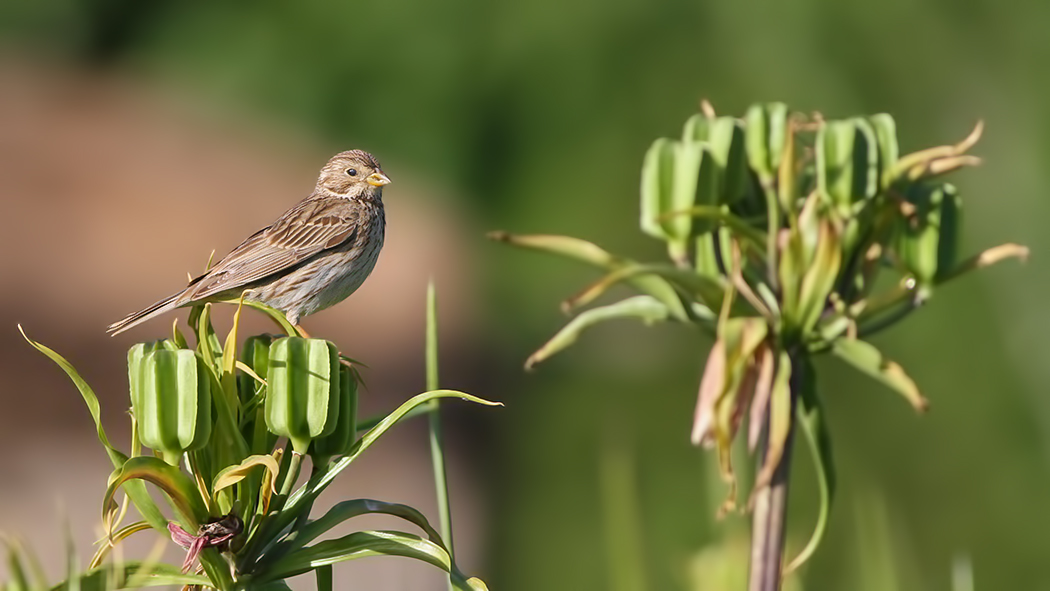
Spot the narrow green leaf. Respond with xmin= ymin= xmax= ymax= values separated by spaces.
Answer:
xmin=5 ymin=539 xmax=30 ymax=591
xmin=20 ymin=327 xmax=125 ymax=467
xmin=49 ymin=562 xmax=210 ymax=591
xmin=267 ymin=499 xmax=447 ymax=566
xmin=230 ymin=299 xmax=299 ymax=337
xmin=797 ymin=218 xmax=843 ymax=334
xmin=424 ymin=281 xmax=456 ymax=591
xmin=266 ymin=391 xmax=501 ymax=553
xmin=257 ymin=530 xmax=481 ymax=591
xmin=18 ymin=327 xmax=167 ymax=533
xmin=832 ymin=339 xmax=929 ymax=412
xmin=561 ymin=262 xmax=724 ymax=315
xmin=786 ymin=355 xmax=835 ymax=573
xmin=487 ymin=232 xmax=689 ymax=320
xmin=315 ymin=565 xmax=333 ymax=591
xmin=527 ymin=296 xmax=674 ymax=369
xmin=103 ymin=456 xmax=210 ymax=530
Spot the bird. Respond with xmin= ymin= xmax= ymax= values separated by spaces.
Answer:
xmin=108 ymin=149 xmax=391 ymax=336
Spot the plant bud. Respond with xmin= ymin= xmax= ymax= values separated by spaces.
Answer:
xmin=309 ymin=364 xmax=359 ymax=463
xmin=264 ymin=337 xmax=341 ymax=454
xmin=130 ymin=348 xmax=213 ymax=465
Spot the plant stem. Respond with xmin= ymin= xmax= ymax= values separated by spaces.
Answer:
xmin=748 ymin=351 xmax=802 ymax=591
xmin=426 ymin=281 xmax=456 ymax=591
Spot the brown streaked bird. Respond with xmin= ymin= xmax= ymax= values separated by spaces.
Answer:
xmin=108 ymin=149 xmax=390 ymax=336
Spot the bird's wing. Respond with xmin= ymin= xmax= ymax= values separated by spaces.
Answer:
xmin=182 ymin=198 xmax=359 ymax=302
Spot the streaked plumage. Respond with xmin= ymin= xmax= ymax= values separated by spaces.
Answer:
xmin=108 ymin=149 xmax=390 ymax=335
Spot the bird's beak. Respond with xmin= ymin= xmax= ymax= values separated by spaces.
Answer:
xmin=366 ymin=171 xmax=392 ymax=187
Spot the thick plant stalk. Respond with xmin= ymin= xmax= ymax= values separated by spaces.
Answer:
xmin=748 ymin=353 xmax=801 ymax=591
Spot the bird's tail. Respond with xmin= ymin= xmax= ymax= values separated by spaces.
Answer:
xmin=107 ymin=291 xmax=184 ymax=336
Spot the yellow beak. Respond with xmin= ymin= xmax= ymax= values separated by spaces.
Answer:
xmin=366 ymin=171 xmax=392 ymax=187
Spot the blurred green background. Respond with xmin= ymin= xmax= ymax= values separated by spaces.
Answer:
xmin=0 ymin=1 xmax=1045 ymax=589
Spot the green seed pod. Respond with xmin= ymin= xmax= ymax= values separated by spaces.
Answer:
xmin=868 ymin=113 xmax=899 ymax=190
xmin=895 ymin=183 xmax=960 ymax=298
xmin=640 ymin=138 xmax=677 ymax=241
xmin=816 ymin=118 xmax=878 ymax=215
xmin=128 ymin=340 xmax=166 ymax=404
xmin=265 ymin=337 xmax=341 ymax=454
xmin=131 ymin=349 xmax=213 ymax=465
xmin=744 ymin=102 xmax=789 ymax=187
xmin=309 ymin=364 xmax=359 ymax=464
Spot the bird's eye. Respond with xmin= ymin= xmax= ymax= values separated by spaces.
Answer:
xmin=345 ymin=168 xmax=358 ymax=177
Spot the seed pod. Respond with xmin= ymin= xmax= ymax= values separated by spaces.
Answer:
xmin=744 ymin=102 xmax=789 ymax=188
xmin=309 ymin=364 xmax=359 ymax=464
xmin=895 ymin=183 xmax=960 ymax=298
xmin=816 ymin=118 xmax=878 ymax=215
xmin=640 ymin=138 xmax=677 ymax=241
xmin=131 ymin=348 xmax=213 ymax=465
xmin=868 ymin=113 xmax=899 ymax=190
xmin=265 ymin=337 xmax=341 ymax=454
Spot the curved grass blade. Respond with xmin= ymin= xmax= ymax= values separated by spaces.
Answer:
xmin=257 ymin=530 xmax=484 ymax=591
xmin=527 ymin=296 xmax=673 ymax=370
xmin=18 ymin=326 xmax=167 ymax=533
xmin=562 ymin=263 xmax=724 ymax=315
xmin=660 ymin=205 xmax=767 ymax=248
xmin=89 ymin=522 xmax=153 ymax=569
xmin=832 ymin=338 xmax=928 ymax=412
xmin=785 ymin=356 xmax=835 ymax=573
xmin=487 ymin=232 xmax=689 ymax=319
xmin=235 ymin=300 xmax=300 ymax=337
xmin=270 ymin=499 xmax=447 ymax=564
xmin=244 ymin=390 xmax=501 ymax=568
xmin=49 ymin=562 xmax=210 ymax=591
xmin=103 ymin=457 xmax=210 ymax=531
xmin=212 ymin=454 xmax=281 ymax=494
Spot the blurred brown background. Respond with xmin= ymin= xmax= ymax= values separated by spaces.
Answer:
xmin=1 ymin=1 xmax=1048 ymax=589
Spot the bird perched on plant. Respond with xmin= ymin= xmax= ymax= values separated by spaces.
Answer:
xmin=108 ymin=149 xmax=391 ymax=335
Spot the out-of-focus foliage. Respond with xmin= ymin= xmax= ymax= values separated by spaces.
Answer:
xmin=1 ymin=1 xmax=1047 ymax=589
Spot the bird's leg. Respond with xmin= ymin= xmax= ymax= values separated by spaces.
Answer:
xmin=294 ymin=324 xmax=311 ymax=338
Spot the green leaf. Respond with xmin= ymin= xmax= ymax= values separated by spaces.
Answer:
xmin=257 ymin=530 xmax=482 ymax=590
xmin=786 ymin=355 xmax=835 ymax=573
xmin=527 ymin=296 xmax=676 ymax=369
xmin=797 ymin=218 xmax=843 ymax=334
xmin=244 ymin=390 xmax=502 ymax=569
xmin=487 ymin=232 xmax=689 ymax=319
xmin=266 ymin=499 xmax=447 ymax=566
xmin=561 ymin=262 xmax=724 ymax=315
xmin=18 ymin=327 xmax=167 ymax=533
xmin=5 ymin=539 xmax=31 ymax=591
xmin=103 ymin=456 xmax=210 ymax=530
xmin=832 ymin=339 xmax=929 ymax=412
xmin=315 ymin=565 xmax=333 ymax=591
xmin=49 ymin=562 xmax=210 ymax=591
xmin=230 ymin=299 xmax=300 ymax=337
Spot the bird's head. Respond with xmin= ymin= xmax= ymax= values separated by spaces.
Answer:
xmin=316 ymin=149 xmax=390 ymax=199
